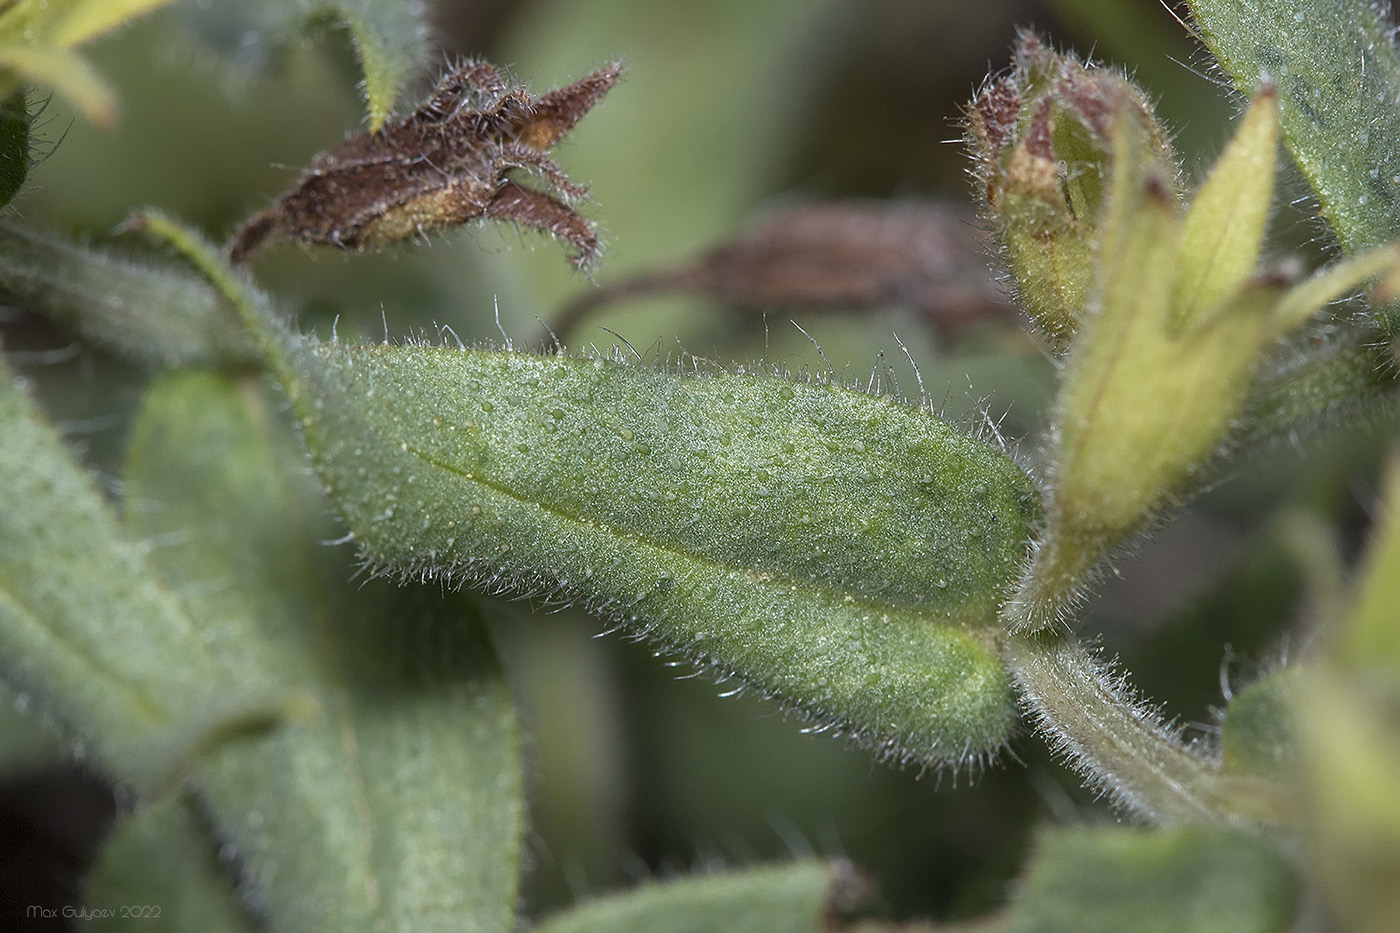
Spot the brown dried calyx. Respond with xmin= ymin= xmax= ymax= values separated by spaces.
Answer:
xmin=228 ymin=59 xmax=623 ymax=268
xmin=550 ymin=201 xmax=1010 ymax=341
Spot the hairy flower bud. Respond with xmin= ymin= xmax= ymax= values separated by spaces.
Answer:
xmin=1006 ymin=86 xmax=1400 ymax=632
xmin=966 ymin=33 xmax=1178 ymax=349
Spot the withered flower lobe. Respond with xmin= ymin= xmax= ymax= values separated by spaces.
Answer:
xmin=551 ymin=201 xmax=1009 ymax=341
xmin=228 ymin=59 xmax=624 ymax=268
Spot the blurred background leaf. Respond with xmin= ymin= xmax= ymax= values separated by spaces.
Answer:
xmin=0 ymin=0 xmax=176 ymax=126
xmin=121 ymin=369 xmax=524 ymax=931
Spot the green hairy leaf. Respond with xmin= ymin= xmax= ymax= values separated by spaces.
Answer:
xmin=14 ymin=3 xmax=1390 ymax=922
xmin=123 ymin=370 xmax=523 ymax=932
xmin=269 ymin=333 xmax=1038 ymax=766
xmin=997 ymin=825 xmax=1297 ymax=933
xmin=535 ymin=861 xmax=868 ymax=933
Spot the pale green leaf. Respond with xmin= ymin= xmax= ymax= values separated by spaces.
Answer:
xmin=535 ymin=861 xmax=866 ymax=933
xmin=0 ymin=41 xmax=114 ymax=125
xmin=0 ymin=0 xmax=171 ymax=45
xmin=1175 ymin=88 xmax=1278 ymax=325
xmin=49 ymin=0 xmax=177 ymax=48
xmin=1272 ymin=242 xmax=1400 ymax=334
xmin=1014 ymin=157 xmax=1284 ymax=631
xmin=1053 ymin=149 xmax=1284 ymax=546
xmin=1052 ymin=172 xmax=1186 ymax=539
xmin=124 ymin=370 xmax=523 ymax=932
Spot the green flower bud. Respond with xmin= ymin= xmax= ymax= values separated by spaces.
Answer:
xmin=1009 ymin=88 xmax=1400 ymax=631
xmin=966 ymin=33 xmax=1178 ymax=349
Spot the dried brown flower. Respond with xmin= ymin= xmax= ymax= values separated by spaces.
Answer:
xmin=550 ymin=201 xmax=1010 ymax=342
xmin=228 ymin=59 xmax=623 ymax=267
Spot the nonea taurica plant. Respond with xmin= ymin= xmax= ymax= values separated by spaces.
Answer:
xmin=1 ymin=0 xmax=1399 ymax=931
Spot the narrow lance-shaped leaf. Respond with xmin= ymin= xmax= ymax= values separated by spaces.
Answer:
xmin=1051 ymin=108 xmax=1281 ymax=539
xmin=44 ymin=0 xmax=176 ymax=47
xmin=1271 ymin=241 xmax=1400 ymax=334
xmin=123 ymin=370 xmax=524 ymax=932
xmin=1174 ymin=87 xmax=1278 ymax=324
xmin=1007 ymin=163 xmax=1188 ymax=629
xmin=0 ymin=0 xmax=175 ymax=47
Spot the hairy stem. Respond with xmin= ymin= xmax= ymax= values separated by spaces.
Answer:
xmin=128 ymin=211 xmax=297 ymax=382
xmin=1002 ymin=526 xmax=1101 ymax=634
xmin=1002 ymin=629 xmax=1294 ymax=825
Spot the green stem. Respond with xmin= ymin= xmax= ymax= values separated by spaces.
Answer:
xmin=1001 ymin=526 xmax=1102 ymax=634
xmin=128 ymin=210 xmax=298 ymax=383
xmin=0 ymin=220 xmax=256 ymax=366
xmin=1002 ymin=629 xmax=1294 ymax=825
